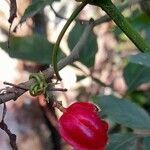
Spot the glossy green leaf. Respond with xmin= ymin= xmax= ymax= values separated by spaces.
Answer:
xmin=95 ymin=95 xmax=150 ymax=129
xmin=143 ymin=137 xmax=150 ymax=150
xmin=20 ymin=0 xmax=59 ymax=23
xmin=20 ymin=0 xmax=47 ymax=23
xmin=130 ymin=13 xmax=150 ymax=42
xmin=123 ymin=63 xmax=150 ymax=93
xmin=0 ymin=34 xmax=62 ymax=64
xmin=68 ymin=22 xmax=98 ymax=67
xmin=128 ymin=53 xmax=150 ymax=67
xmin=107 ymin=134 xmax=137 ymax=150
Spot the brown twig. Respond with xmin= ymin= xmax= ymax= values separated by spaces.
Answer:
xmin=48 ymin=88 xmax=67 ymax=92
xmin=3 ymin=82 xmax=28 ymax=91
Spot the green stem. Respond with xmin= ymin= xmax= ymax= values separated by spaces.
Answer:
xmin=52 ymin=0 xmax=88 ymax=81
xmin=94 ymin=0 xmax=150 ymax=53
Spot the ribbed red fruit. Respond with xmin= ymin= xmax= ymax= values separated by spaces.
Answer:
xmin=58 ymin=102 xmax=108 ymax=150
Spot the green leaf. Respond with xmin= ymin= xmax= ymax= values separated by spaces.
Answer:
xmin=129 ymin=90 xmax=148 ymax=106
xmin=107 ymin=134 xmax=137 ymax=150
xmin=68 ymin=22 xmax=98 ymax=67
xmin=20 ymin=0 xmax=60 ymax=23
xmin=130 ymin=13 xmax=150 ymax=42
xmin=143 ymin=137 xmax=150 ymax=150
xmin=95 ymin=95 xmax=150 ymax=129
xmin=20 ymin=0 xmax=47 ymax=23
xmin=128 ymin=53 xmax=150 ymax=67
xmin=0 ymin=34 xmax=62 ymax=64
xmin=123 ymin=63 xmax=150 ymax=93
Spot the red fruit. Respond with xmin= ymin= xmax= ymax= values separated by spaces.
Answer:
xmin=58 ymin=102 xmax=108 ymax=150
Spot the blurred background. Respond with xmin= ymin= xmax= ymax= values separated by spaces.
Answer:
xmin=0 ymin=0 xmax=150 ymax=149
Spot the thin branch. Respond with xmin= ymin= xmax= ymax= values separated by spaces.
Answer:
xmin=57 ymin=20 xmax=94 ymax=69
xmin=50 ymin=4 xmax=68 ymax=20
xmin=48 ymin=88 xmax=67 ymax=92
xmin=49 ymin=4 xmax=89 ymax=23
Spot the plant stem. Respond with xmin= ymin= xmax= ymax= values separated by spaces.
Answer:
xmin=94 ymin=0 xmax=150 ymax=53
xmin=53 ymin=101 xmax=66 ymax=113
xmin=52 ymin=0 xmax=88 ymax=81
